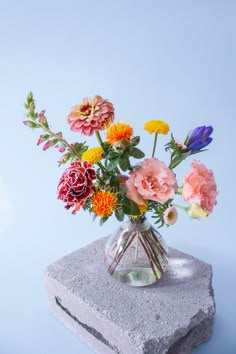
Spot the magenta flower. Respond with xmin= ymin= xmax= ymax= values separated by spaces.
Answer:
xmin=67 ymin=95 xmax=114 ymax=136
xmin=118 ymin=174 xmax=129 ymax=187
xmin=57 ymin=161 xmax=96 ymax=214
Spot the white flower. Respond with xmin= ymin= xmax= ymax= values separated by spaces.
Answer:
xmin=163 ymin=206 xmax=178 ymax=225
xmin=187 ymin=204 xmax=208 ymax=219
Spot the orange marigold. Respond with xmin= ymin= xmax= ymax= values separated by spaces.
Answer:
xmin=91 ymin=190 xmax=117 ymax=217
xmin=106 ymin=123 xmax=133 ymax=145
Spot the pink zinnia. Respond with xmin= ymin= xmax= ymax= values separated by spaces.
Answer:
xmin=126 ymin=158 xmax=177 ymax=205
xmin=182 ymin=160 xmax=218 ymax=213
xmin=57 ymin=161 xmax=96 ymax=214
xmin=67 ymin=95 xmax=114 ymax=136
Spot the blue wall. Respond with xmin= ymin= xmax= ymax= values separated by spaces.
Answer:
xmin=0 ymin=1 xmax=235 ymax=353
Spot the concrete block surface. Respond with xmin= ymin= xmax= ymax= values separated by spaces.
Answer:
xmin=45 ymin=237 xmax=215 ymax=354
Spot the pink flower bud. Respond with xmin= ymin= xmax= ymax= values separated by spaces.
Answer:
xmin=38 ymin=110 xmax=48 ymax=127
xmin=43 ymin=140 xmax=53 ymax=151
xmin=23 ymin=120 xmax=39 ymax=128
xmin=37 ymin=134 xmax=49 ymax=146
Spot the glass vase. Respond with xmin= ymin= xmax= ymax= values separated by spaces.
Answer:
xmin=104 ymin=216 xmax=168 ymax=287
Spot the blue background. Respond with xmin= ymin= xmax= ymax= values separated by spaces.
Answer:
xmin=0 ymin=1 xmax=235 ymax=353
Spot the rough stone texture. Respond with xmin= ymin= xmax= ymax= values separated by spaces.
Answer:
xmin=44 ymin=237 xmax=215 ymax=354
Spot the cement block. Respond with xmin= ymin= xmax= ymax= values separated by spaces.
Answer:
xmin=45 ymin=237 xmax=215 ymax=354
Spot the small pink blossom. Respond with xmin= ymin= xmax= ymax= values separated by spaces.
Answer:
xmin=174 ymin=139 xmax=187 ymax=150
xmin=67 ymin=95 xmax=114 ymax=136
xmin=182 ymin=160 xmax=218 ymax=213
xmin=38 ymin=110 xmax=48 ymax=126
xmin=118 ymin=174 xmax=129 ymax=187
xmin=37 ymin=134 xmax=48 ymax=146
xmin=163 ymin=206 xmax=178 ymax=225
xmin=43 ymin=140 xmax=53 ymax=151
xmin=126 ymin=158 xmax=177 ymax=205
xmin=55 ymin=144 xmax=66 ymax=153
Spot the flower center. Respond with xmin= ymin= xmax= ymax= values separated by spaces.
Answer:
xmin=168 ymin=211 xmax=175 ymax=220
xmin=80 ymin=103 xmax=92 ymax=115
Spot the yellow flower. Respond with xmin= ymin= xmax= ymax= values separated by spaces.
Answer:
xmin=81 ymin=146 xmax=104 ymax=164
xmin=187 ymin=204 xmax=208 ymax=219
xmin=106 ymin=122 xmax=133 ymax=145
xmin=91 ymin=190 xmax=117 ymax=217
xmin=144 ymin=120 xmax=170 ymax=135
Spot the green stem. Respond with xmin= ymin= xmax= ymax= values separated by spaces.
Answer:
xmin=115 ymin=166 xmax=121 ymax=174
xmin=98 ymin=162 xmax=110 ymax=177
xmin=25 ymin=95 xmax=81 ymax=160
xmin=39 ymin=124 xmax=81 ymax=160
xmin=152 ymin=133 xmax=158 ymax=157
xmin=95 ymin=131 xmax=103 ymax=146
xmin=172 ymin=203 xmax=187 ymax=212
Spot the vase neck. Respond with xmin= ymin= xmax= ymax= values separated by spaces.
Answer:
xmin=127 ymin=215 xmax=151 ymax=232
xmin=129 ymin=215 xmax=147 ymax=224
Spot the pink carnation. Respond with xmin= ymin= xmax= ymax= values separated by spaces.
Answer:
xmin=67 ymin=95 xmax=114 ymax=136
xmin=126 ymin=158 xmax=177 ymax=205
xmin=182 ymin=160 xmax=217 ymax=213
xmin=57 ymin=161 xmax=96 ymax=214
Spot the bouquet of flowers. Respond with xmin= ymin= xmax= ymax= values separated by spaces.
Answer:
xmin=23 ymin=92 xmax=218 ymax=227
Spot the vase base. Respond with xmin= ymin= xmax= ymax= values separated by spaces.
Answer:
xmin=45 ymin=237 xmax=215 ymax=354
xmin=111 ymin=267 xmax=162 ymax=287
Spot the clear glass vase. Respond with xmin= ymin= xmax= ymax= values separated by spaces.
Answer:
xmin=104 ymin=216 xmax=169 ymax=287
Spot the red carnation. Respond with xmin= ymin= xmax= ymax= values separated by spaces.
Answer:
xmin=57 ymin=161 xmax=96 ymax=214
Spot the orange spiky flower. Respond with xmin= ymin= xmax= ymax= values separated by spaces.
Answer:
xmin=91 ymin=190 xmax=117 ymax=217
xmin=106 ymin=122 xmax=133 ymax=145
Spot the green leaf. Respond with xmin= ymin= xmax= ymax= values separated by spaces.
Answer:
xmin=115 ymin=208 xmax=125 ymax=222
xmin=110 ymin=175 xmax=119 ymax=188
xmin=131 ymin=136 xmax=140 ymax=146
xmin=122 ymin=197 xmax=141 ymax=216
xmin=130 ymin=147 xmax=145 ymax=159
xmin=106 ymin=158 xmax=119 ymax=171
xmin=119 ymin=157 xmax=130 ymax=171
xmin=59 ymin=152 xmax=72 ymax=165
xmin=131 ymin=165 xmax=141 ymax=170
xmin=100 ymin=215 xmax=109 ymax=225
xmin=191 ymin=148 xmax=208 ymax=155
xmin=119 ymin=186 xmax=127 ymax=197
xmin=23 ymin=120 xmax=40 ymax=128
xmin=72 ymin=142 xmax=88 ymax=157
xmin=106 ymin=151 xmax=119 ymax=159
xmin=50 ymin=138 xmax=59 ymax=146
xmin=37 ymin=134 xmax=50 ymax=145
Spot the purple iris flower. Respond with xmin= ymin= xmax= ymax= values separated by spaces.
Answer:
xmin=184 ymin=126 xmax=213 ymax=153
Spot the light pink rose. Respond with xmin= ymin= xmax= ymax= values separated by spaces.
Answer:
xmin=126 ymin=158 xmax=177 ymax=205
xmin=182 ymin=160 xmax=217 ymax=213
